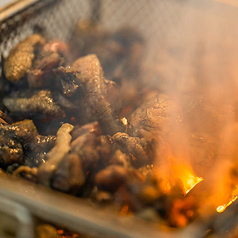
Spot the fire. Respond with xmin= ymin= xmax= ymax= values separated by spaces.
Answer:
xmin=172 ymin=163 xmax=204 ymax=194
xmin=157 ymin=156 xmax=203 ymax=195
xmin=216 ymin=186 xmax=238 ymax=213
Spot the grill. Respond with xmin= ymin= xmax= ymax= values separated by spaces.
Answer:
xmin=1 ymin=0 xmax=238 ymax=237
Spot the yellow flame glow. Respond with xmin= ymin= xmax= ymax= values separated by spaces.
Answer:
xmin=157 ymin=156 xmax=203 ymax=195
xmin=216 ymin=186 xmax=238 ymax=213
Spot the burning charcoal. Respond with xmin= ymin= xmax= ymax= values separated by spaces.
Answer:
xmin=28 ymin=40 xmax=69 ymax=89
xmin=38 ymin=123 xmax=74 ymax=186
xmin=109 ymin=149 xmax=130 ymax=168
xmin=51 ymin=153 xmax=85 ymax=193
xmin=3 ymin=90 xmax=64 ymax=117
xmin=94 ymin=165 xmax=128 ymax=192
xmin=112 ymin=132 xmax=155 ymax=168
xmin=36 ymin=224 xmax=59 ymax=238
xmin=4 ymin=34 xmax=45 ymax=82
xmin=72 ymin=54 xmax=123 ymax=135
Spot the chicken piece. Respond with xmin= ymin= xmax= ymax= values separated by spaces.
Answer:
xmin=53 ymin=66 xmax=80 ymax=97
xmin=32 ymin=135 xmax=56 ymax=153
xmin=37 ymin=123 xmax=74 ymax=187
xmin=128 ymin=94 xmax=178 ymax=140
xmin=109 ymin=149 xmax=131 ymax=168
xmin=70 ymin=20 xmax=144 ymax=81
xmin=28 ymin=40 xmax=69 ymax=88
xmin=94 ymin=165 xmax=128 ymax=193
xmin=71 ymin=121 xmax=101 ymax=140
xmin=0 ymin=119 xmax=56 ymax=169
xmin=0 ymin=134 xmax=23 ymax=167
xmin=3 ymin=90 xmax=64 ymax=117
xmin=0 ymin=119 xmax=39 ymax=168
xmin=113 ymin=132 xmax=155 ymax=168
xmin=72 ymin=54 xmax=122 ymax=135
xmin=51 ymin=122 xmax=113 ymax=194
xmin=51 ymin=153 xmax=85 ymax=193
xmin=12 ymin=166 xmax=38 ymax=183
xmin=71 ymin=133 xmax=100 ymax=171
xmin=24 ymin=135 xmax=56 ymax=167
xmin=4 ymin=34 xmax=45 ymax=82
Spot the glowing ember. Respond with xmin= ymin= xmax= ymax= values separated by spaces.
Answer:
xmin=216 ymin=186 xmax=238 ymax=213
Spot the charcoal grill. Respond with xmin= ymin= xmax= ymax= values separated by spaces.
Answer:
xmin=1 ymin=0 xmax=238 ymax=237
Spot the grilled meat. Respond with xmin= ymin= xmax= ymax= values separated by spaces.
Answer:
xmin=4 ymin=35 xmax=45 ymax=82
xmin=3 ymin=90 xmax=64 ymax=118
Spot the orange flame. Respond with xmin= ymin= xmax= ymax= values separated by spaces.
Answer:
xmin=157 ymin=156 xmax=203 ymax=195
xmin=216 ymin=186 xmax=238 ymax=213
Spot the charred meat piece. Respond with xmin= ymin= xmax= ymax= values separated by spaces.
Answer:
xmin=53 ymin=66 xmax=80 ymax=97
xmin=3 ymin=90 xmax=64 ymax=118
xmin=72 ymin=54 xmax=122 ymax=135
xmin=0 ymin=134 xmax=23 ymax=167
xmin=0 ymin=119 xmax=40 ymax=168
xmin=71 ymin=133 xmax=100 ymax=171
xmin=95 ymin=165 xmax=128 ymax=193
xmin=51 ymin=128 xmax=100 ymax=193
xmin=4 ymin=35 xmax=45 ymax=82
xmin=71 ymin=121 xmax=101 ymax=140
xmin=32 ymin=135 xmax=56 ymax=153
xmin=24 ymin=135 xmax=56 ymax=167
xmin=51 ymin=122 xmax=112 ymax=194
xmin=113 ymin=132 xmax=155 ymax=168
xmin=12 ymin=166 xmax=38 ymax=183
xmin=51 ymin=153 xmax=85 ymax=193
xmin=70 ymin=20 xmax=144 ymax=81
xmin=38 ymin=123 xmax=74 ymax=187
xmin=109 ymin=149 xmax=131 ymax=168
xmin=28 ymin=40 xmax=69 ymax=89
xmin=128 ymin=94 xmax=178 ymax=140
xmin=5 ymin=119 xmax=38 ymax=144
xmin=0 ymin=119 xmax=38 ymax=147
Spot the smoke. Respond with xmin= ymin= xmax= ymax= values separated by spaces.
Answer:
xmin=150 ymin=0 xmax=238 ymax=207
